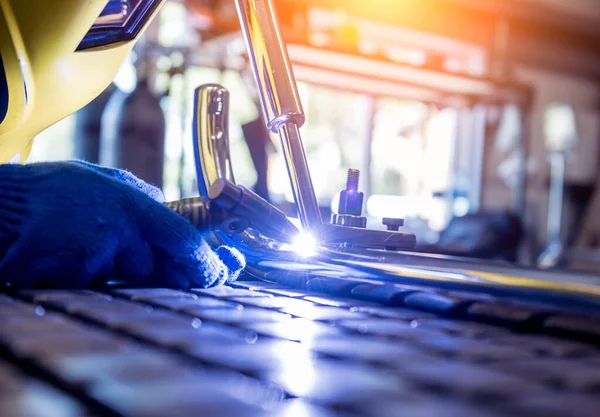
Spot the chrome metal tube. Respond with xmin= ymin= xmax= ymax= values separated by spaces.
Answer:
xmin=233 ymin=0 xmax=304 ymax=129
xmin=234 ymin=0 xmax=322 ymax=232
xmin=278 ymin=123 xmax=321 ymax=231
xmin=193 ymin=84 xmax=235 ymax=199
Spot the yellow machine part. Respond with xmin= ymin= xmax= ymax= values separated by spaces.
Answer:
xmin=0 ymin=0 xmax=158 ymax=163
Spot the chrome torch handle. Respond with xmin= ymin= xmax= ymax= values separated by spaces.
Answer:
xmin=193 ymin=84 xmax=235 ymax=200
xmin=234 ymin=0 xmax=322 ymax=233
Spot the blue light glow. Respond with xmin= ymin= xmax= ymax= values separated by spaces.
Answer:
xmin=290 ymin=233 xmax=318 ymax=257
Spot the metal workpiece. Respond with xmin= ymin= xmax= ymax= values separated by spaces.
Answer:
xmin=209 ymin=178 xmax=299 ymax=243
xmin=193 ymin=84 xmax=235 ymax=199
xmin=234 ymin=0 xmax=322 ymax=234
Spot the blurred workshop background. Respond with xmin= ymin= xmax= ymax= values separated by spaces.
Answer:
xmin=30 ymin=0 xmax=600 ymax=273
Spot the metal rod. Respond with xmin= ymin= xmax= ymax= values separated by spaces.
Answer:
xmin=470 ymin=104 xmax=486 ymax=212
xmin=277 ymin=122 xmax=321 ymax=230
xmin=234 ymin=0 xmax=322 ymax=232
xmin=546 ymin=151 xmax=565 ymax=246
xmin=514 ymin=105 xmax=531 ymax=217
xmin=360 ymin=96 xmax=376 ymax=202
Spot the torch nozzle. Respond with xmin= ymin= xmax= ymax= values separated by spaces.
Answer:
xmin=208 ymin=179 xmax=299 ymax=243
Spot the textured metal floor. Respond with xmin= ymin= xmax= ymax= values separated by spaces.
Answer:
xmin=2 ymin=279 xmax=600 ymax=416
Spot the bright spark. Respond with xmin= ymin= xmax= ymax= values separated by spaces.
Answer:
xmin=290 ymin=233 xmax=318 ymax=257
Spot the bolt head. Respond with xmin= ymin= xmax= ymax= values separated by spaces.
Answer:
xmin=382 ymin=217 xmax=404 ymax=231
xmin=338 ymin=190 xmax=364 ymax=216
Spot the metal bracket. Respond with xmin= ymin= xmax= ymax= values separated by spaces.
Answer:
xmin=320 ymin=224 xmax=416 ymax=250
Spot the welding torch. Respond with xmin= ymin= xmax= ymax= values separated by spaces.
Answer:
xmin=165 ymin=178 xmax=299 ymax=243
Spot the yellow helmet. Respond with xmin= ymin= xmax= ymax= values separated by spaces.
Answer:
xmin=0 ymin=0 xmax=164 ymax=163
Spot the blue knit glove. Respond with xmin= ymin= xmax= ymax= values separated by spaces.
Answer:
xmin=68 ymin=160 xmax=167 ymax=203
xmin=0 ymin=162 xmax=245 ymax=289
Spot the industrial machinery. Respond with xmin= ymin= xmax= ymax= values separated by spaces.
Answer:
xmin=173 ymin=0 xmax=536 ymax=263
xmin=184 ymin=0 xmax=600 ymax=311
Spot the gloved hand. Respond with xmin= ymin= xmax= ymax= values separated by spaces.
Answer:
xmin=68 ymin=160 xmax=167 ymax=203
xmin=0 ymin=161 xmax=245 ymax=289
